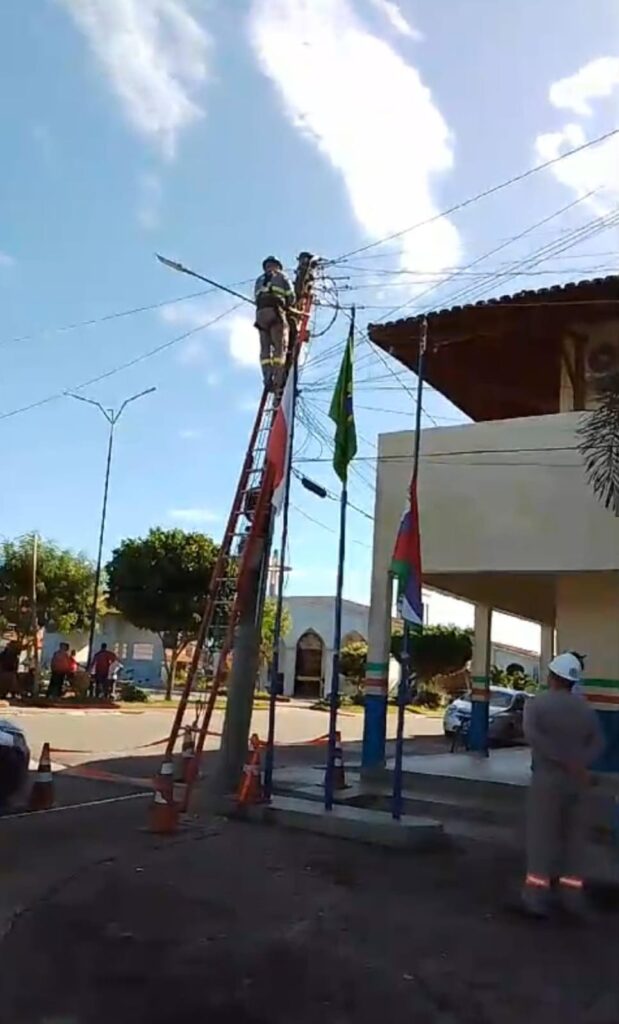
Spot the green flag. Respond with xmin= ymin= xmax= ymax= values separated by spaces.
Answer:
xmin=329 ymin=316 xmax=357 ymax=483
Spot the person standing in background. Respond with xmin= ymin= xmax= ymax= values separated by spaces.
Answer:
xmin=90 ymin=643 xmax=117 ymax=699
xmin=48 ymin=642 xmax=71 ymax=699
xmin=522 ymin=651 xmax=605 ymax=919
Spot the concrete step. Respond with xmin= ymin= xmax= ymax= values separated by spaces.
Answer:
xmin=353 ymin=788 xmax=522 ymax=827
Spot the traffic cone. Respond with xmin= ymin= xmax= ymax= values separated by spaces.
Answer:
xmin=175 ymin=726 xmax=196 ymax=813
xmin=333 ymin=731 xmax=346 ymax=791
xmin=237 ymin=734 xmax=264 ymax=807
xmin=29 ymin=741 xmax=54 ymax=811
xmin=148 ymin=757 xmax=179 ymax=834
xmin=181 ymin=725 xmax=195 ymax=780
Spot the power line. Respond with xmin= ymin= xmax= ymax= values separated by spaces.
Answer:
xmin=331 ymin=126 xmax=619 ymax=263
xmin=0 ymin=278 xmax=254 ymax=352
xmin=291 ymin=502 xmax=372 ymax=549
xmin=0 ymin=304 xmax=242 ymax=423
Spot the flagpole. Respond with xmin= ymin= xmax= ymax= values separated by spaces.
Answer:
xmin=324 ymin=306 xmax=356 ymax=812
xmin=264 ymin=357 xmax=299 ymax=798
xmin=392 ymin=316 xmax=427 ymax=821
xmin=325 ymin=481 xmax=348 ymax=811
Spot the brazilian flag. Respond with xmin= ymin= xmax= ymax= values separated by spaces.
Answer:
xmin=329 ymin=316 xmax=357 ymax=483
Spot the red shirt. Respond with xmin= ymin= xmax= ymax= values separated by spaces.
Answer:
xmin=92 ymin=650 xmax=116 ymax=675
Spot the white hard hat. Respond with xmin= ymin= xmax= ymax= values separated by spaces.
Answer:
xmin=548 ymin=651 xmax=582 ymax=684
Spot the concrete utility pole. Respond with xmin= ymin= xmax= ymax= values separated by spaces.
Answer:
xmin=68 ymin=387 xmax=156 ymax=671
xmin=215 ymin=561 xmax=265 ymax=793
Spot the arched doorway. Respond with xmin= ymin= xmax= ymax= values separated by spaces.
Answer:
xmin=294 ymin=630 xmax=324 ymax=699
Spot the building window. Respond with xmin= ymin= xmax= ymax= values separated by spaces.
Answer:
xmin=133 ymin=642 xmax=154 ymax=661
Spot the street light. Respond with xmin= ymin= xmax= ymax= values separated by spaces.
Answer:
xmin=68 ymin=386 xmax=156 ymax=670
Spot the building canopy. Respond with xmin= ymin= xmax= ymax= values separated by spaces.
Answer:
xmin=368 ymin=275 xmax=619 ymax=422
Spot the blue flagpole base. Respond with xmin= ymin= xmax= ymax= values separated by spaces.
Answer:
xmin=362 ymin=693 xmax=387 ymax=771
xmin=468 ymin=699 xmax=489 ymax=755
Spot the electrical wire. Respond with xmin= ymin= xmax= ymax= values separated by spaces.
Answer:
xmin=330 ymin=126 xmax=619 ymax=263
xmin=0 ymin=278 xmax=255 ymax=352
xmin=290 ymin=502 xmax=372 ymax=550
xmin=0 ymin=303 xmax=243 ymax=423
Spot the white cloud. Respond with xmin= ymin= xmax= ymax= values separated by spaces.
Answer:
xmin=168 ymin=507 xmax=220 ymax=524
xmin=549 ymin=57 xmax=619 ymax=117
xmin=535 ymin=57 xmax=619 ymax=213
xmin=159 ymin=299 xmax=259 ymax=369
xmin=206 ymin=371 xmax=220 ymax=387
xmin=367 ymin=0 xmax=422 ymax=40
xmin=137 ymin=171 xmax=163 ymax=228
xmin=58 ymin=0 xmax=211 ymax=158
xmin=0 ymin=251 xmax=15 ymax=268
xmin=178 ymin=427 xmax=202 ymax=440
xmin=248 ymin=0 xmax=460 ymax=278
xmin=225 ymin=314 xmax=260 ymax=369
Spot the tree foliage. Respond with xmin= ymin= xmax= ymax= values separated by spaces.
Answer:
xmin=106 ymin=528 xmax=220 ymax=698
xmin=578 ymin=371 xmax=619 ymax=514
xmin=260 ymin=597 xmax=292 ymax=668
xmin=0 ymin=535 xmax=95 ymax=647
xmin=339 ymin=639 xmax=368 ymax=683
xmin=391 ymin=623 xmax=473 ymax=683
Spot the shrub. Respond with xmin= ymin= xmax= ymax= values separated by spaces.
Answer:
xmin=119 ymin=682 xmax=149 ymax=703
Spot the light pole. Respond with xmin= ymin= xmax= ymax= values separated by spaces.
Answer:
xmin=68 ymin=387 xmax=156 ymax=671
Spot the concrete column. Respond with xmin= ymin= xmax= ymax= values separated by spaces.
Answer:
xmin=540 ymin=623 xmax=554 ymax=676
xmin=469 ymin=603 xmax=491 ymax=755
xmin=362 ymin=571 xmax=392 ymax=771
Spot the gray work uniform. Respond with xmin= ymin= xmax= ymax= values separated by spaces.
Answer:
xmin=523 ymin=689 xmax=605 ymax=882
xmin=254 ymin=272 xmax=294 ymax=386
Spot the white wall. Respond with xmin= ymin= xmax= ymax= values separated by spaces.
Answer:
xmin=279 ymin=596 xmax=369 ymax=697
xmin=376 ymin=412 xmax=619 ymax=578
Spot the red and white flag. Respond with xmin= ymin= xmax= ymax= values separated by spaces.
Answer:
xmin=266 ymin=374 xmax=294 ymax=514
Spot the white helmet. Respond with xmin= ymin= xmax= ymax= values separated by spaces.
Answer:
xmin=548 ymin=651 xmax=582 ymax=684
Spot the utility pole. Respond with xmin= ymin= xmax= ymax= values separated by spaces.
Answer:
xmin=215 ymin=252 xmax=317 ymax=795
xmin=30 ymin=532 xmax=39 ymax=695
xmin=68 ymin=387 xmax=156 ymax=671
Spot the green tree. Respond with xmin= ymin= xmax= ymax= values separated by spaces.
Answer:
xmin=339 ymin=638 xmax=368 ymax=685
xmin=106 ymin=528 xmax=220 ymax=699
xmin=391 ymin=623 xmax=473 ymax=684
xmin=260 ymin=597 xmax=292 ymax=670
xmin=0 ymin=535 xmax=95 ymax=654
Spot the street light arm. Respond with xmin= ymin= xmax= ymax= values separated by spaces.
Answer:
xmin=66 ymin=392 xmax=112 ymax=422
xmin=115 ymin=386 xmax=157 ymax=422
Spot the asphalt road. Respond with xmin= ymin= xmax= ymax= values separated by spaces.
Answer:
xmin=4 ymin=701 xmax=443 ymax=769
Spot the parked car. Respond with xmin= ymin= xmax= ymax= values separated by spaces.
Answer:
xmin=443 ymin=686 xmax=531 ymax=745
xmin=0 ymin=718 xmax=30 ymax=807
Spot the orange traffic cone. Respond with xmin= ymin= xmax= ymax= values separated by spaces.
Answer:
xmin=333 ymin=731 xmax=347 ymax=791
xmin=237 ymin=734 xmax=264 ymax=807
xmin=148 ymin=757 xmax=179 ymax=834
xmin=29 ymin=742 xmax=54 ymax=811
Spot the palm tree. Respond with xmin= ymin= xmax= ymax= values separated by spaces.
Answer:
xmin=578 ymin=372 xmax=619 ymax=515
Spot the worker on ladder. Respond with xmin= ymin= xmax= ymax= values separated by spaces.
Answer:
xmin=254 ymin=256 xmax=295 ymax=389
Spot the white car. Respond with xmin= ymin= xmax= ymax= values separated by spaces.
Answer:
xmin=443 ymin=687 xmax=531 ymax=745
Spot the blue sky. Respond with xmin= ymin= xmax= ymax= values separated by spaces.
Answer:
xmin=1 ymin=0 xmax=618 ymax=649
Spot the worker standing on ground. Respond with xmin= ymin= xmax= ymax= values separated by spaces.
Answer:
xmin=254 ymin=256 xmax=295 ymax=389
xmin=522 ymin=651 xmax=605 ymax=918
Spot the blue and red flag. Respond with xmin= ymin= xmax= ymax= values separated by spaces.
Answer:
xmin=390 ymin=480 xmax=423 ymax=625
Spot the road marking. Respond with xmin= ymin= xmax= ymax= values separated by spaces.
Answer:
xmin=2 ymin=792 xmax=150 ymax=821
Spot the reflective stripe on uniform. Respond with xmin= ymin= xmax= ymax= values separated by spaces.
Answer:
xmin=559 ymin=876 xmax=583 ymax=889
xmin=525 ymin=873 xmax=550 ymax=888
